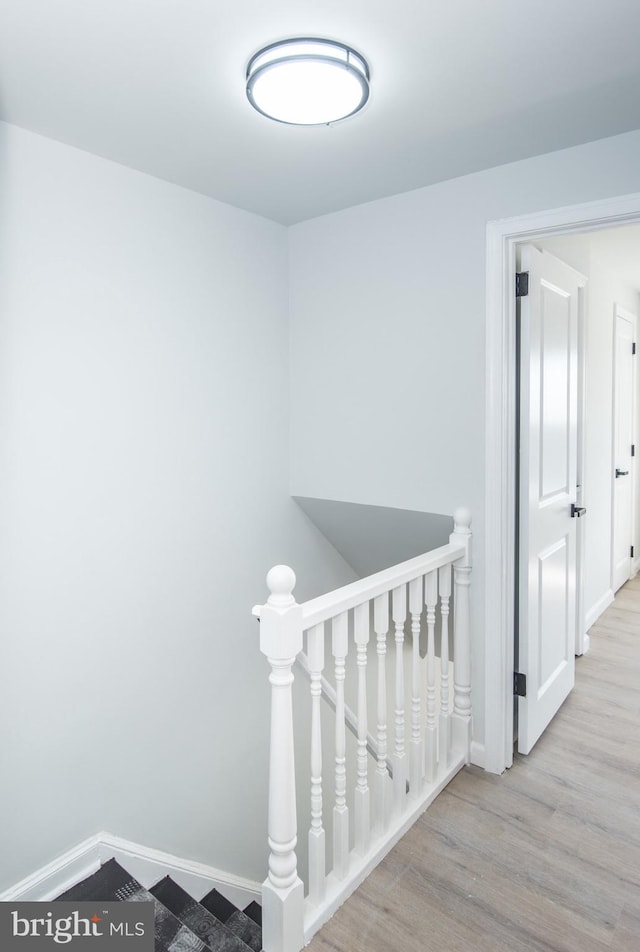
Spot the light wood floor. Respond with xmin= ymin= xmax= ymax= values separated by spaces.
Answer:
xmin=308 ymin=578 xmax=640 ymax=952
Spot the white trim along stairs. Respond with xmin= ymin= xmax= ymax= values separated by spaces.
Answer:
xmin=0 ymin=832 xmax=260 ymax=908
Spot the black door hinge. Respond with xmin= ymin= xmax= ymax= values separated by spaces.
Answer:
xmin=632 ymin=444 xmax=636 ymax=457
xmin=631 ymin=546 xmax=635 ymax=558
xmin=633 ymin=342 xmax=637 ymax=355
xmin=514 ymin=672 xmax=527 ymax=697
xmin=516 ymin=272 xmax=529 ymax=298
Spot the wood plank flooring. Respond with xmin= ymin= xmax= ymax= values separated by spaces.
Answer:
xmin=308 ymin=578 xmax=640 ymax=952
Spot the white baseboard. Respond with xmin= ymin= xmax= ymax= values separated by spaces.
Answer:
xmin=0 ymin=834 xmax=103 ymax=902
xmin=0 ymin=833 xmax=261 ymax=909
xmin=469 ymin=741 xmax=485 ymax=769
xmin=633 ymin=557 xmax=640 ymax=578
xmin=99 ymin=834 xmax=260 ymax=908
xmin=585 ymin=588 xmax=614 ymax=632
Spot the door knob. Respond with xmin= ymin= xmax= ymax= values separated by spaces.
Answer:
xmin=570 ymin=504 xmax=587 ymax=518
xmin=615 ymin=468 xmax=630 ymax=478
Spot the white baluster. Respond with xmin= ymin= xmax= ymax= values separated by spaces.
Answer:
xmin=408 ymin=576 xmax=423 ymax=798
xmin=392 ymin=585 xmax=407 ymax=815
xmin=307 ymin=623 xmax=325 ymax=907
xmin=332 ymin=611 xmax=349 ymax=879
xmin=354 ymin=602 xmax=370 ymax=855
xmin=258 ymin=566 xmax=304 ymax=952
xmin=424 ymin=570 xmax=438 ymax=783
xmin=438 ymin=564 xmax=452 ymax=767
xmin=373 ymin=593 xmax=389 ymax=834
xmin=450 ymin=508 xmax=472 ymax=760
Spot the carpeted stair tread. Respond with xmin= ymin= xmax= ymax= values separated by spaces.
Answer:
xmin=200 ymin=888 xmax=262 ymax=952
xmin=242 ymin=902 xmax=262 ymax=928
xmin=56 ymin=859 xmax=211 ymax=952
xmin=199 ymin=887 xmax=236 ymax=923
xmin=152 ymin=877 xmax=256 ymax=952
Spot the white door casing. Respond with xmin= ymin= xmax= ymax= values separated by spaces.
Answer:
xmin=611 ymin=305 xmax=636 ymax=592
xmin=517 ymin=245 xmax=586 ymax=756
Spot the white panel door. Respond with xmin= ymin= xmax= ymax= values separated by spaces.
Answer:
xmin=518 ymin=245 xmax=586 ymax=756
xmin=611 ymin=307 xmax=635 ymax=592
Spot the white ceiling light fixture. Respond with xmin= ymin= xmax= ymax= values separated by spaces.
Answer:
xmin=246 ymin=37 xmax=370 ymax=126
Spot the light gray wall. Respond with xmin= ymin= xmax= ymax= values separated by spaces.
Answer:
xmin=0 ymin=121 xmax=356 ymax=891
xmin=293 ymin=497 xmax=452 ymax=576
xmin=288 ymin=128 xmax=640 ymax=755
xmin=537 ymin=235 xmax=640 ymax=618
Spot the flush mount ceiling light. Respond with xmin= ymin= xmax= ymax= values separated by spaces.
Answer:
xmin=246 ymin=38 xmax=370 ymax=126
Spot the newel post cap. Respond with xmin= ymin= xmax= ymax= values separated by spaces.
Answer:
xmin=450 ymin=506 xmax=472 ymax=565
xmin=453 ymin=507 xmax=472 ymax=534
xmin=266 ymin=565 xmax=297 ymax=605
xmin=260 ymin=564 xmax=303 ymax=659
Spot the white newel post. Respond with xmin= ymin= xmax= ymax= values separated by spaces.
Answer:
xmin=259 ymin=566 xmax=305 ymax=952
xmin=450 ymin=508 xmax=472 ymax=761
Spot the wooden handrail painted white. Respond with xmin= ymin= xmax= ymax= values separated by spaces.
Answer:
xmin=297 ymin=540 xmax=465 ymax=629
xmin=251 ymin=541 xmax=464 ymax=629
xmin=255 ymin=508 xmax=472 ymax=952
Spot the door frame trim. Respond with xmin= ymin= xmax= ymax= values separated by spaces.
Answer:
xmin=611 ymin=302 xmax=638 ymax=594
xmin=485 ymin=191 xmax=640 ymax=774
xmin=575 ymin=281 xmax=588 ymax=658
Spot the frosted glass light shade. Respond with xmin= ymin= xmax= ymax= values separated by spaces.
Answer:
xmin=246 ymin=38 xmax=370 ymax=125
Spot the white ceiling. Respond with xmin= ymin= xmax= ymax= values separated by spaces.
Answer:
xmin=2 ymin=0 xmax=640 ymax=224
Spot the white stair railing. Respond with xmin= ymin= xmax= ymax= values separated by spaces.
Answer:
xmin=254 ymin=508 xmax=472 ymax=952
xmin=295 ymin=652 xmax=396 ymax=778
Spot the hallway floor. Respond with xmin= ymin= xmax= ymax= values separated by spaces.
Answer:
xmin=308 ymin=578 xmax=640 ymax=952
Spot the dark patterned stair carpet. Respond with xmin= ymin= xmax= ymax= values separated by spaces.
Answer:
xmin=242 ymin=901 xmax=262 ymax=928
xmin=56 ymin=858 xmax=262 ymax=952
xmin=152 ymin=877 xmax=256 ymax=952
xmin=199 ymin=888 xmax=262 ymax=952
xmin=57 ymin=859 xmax=208 ymax=952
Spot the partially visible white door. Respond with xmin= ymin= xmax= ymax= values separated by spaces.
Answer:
xmin=517 ymin=245 xmax=586 ymax=756
xmin=611 ymin=305 xmax=636 ymax=592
